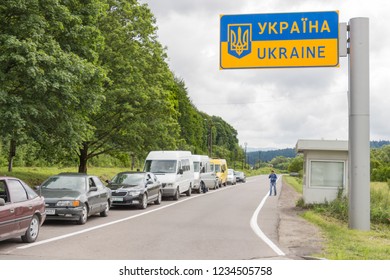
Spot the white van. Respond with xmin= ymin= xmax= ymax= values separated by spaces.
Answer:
xmin=192 ymin=155 xmax=218 ymax=192
xmin=144 ymin=151 xmax=194 ymax=200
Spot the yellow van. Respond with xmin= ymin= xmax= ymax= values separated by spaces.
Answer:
xmin=210 ymin=158 xmax=228 ymax=187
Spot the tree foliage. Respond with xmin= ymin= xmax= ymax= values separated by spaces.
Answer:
xmin=0 ymin=0 xmax=242 ymax=171
xmin=0 ymin=0 xmax=106 ymax=171
xmin=76 ymin=0 xmax=182 ymax=172
xmin=288 ymin=154 xmax=303 ymax=173
xmin=371 ymin=145 xmax=390 ymax=181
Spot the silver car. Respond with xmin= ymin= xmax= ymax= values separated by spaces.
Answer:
xmin=199 ymin=162 xmax=218 ymax=192
xmin=227 ymin=169 xmax=237 ymax=185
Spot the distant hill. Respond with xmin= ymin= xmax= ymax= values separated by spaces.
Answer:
xmin=246 ymin=148 xmax=296 ymax=165
xmin=370 ymin=140 xmax=390 ymax=148
xmin=246 ymin=147 xmax=277 ymax=152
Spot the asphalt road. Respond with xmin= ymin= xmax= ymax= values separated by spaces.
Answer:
xmin=0 ymin=175 xmax=287 ymax=260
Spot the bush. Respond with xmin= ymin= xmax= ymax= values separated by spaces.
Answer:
xmin=308 ymin=186 xmax=390 ymax=225
xmin=370 ymin=180 xmax=390 ymax=224
xmin=288 ymin=155 xmax=303 ymax=174
xmin=371 ymin=166 xmax=390 ymax=182
xmin=309 ymin=188 xmax=349 ymax=222
xmin=289 ymin=175 xmax=390 ymax=226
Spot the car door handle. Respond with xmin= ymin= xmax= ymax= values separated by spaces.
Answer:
xmin=9 ymin=208 xmax=15 ymax=213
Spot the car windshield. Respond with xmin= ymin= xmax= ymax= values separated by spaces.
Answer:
xmin=228 ymin=169 xmax=234 ymax=175
xmin=145 ymin=160 xmax=177 ymax=174
xmin=193 ymin=162 xmax=200 ymax=172
xmin=112 ymin=173 xmax=144 ymax=185
xmin=41 ymin=176 xmax=86 ymax=191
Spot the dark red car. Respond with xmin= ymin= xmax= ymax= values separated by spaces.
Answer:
xmin=0 ymin=176 xmax=46 ymax=243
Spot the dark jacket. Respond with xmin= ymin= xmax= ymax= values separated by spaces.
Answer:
xmin=268 ymin=173 xmax=277 ymax=183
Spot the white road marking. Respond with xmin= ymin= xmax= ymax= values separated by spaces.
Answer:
xmin=17 ymin=186 xmax=228 ymax=250
xmin=250 ymin=176 xmax=286 ymax=256
xmin=19 ymin=178 xmax=285 ymax=258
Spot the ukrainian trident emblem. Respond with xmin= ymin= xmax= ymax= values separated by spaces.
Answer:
xmin=228 ymin=24 xmax=252 ymax=58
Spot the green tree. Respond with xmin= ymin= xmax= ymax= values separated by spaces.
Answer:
xmin=175 ymin=78 xmax=208 ymax=154
xmin=288 ymin=154 xmax=304 ymax=174
xmin=0 ymin=0 xmax=105 ymax=171
xmin=212 ymin=116 xmax=238 ymax=149
xmin=270 ymin=156 xmax=290 ymax=171
xmin=76 ymin=0 xmax=180 ymax=172
xmin=371 ymin=145 xmax=390 ymax=181
xmin=0 ymin=0 xmax=246 ymax=171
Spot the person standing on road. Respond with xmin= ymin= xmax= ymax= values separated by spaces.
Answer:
xmin=268 ymin=170 xmax=277 ymax=196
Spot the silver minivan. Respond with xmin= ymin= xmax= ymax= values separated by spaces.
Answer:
xmin=192 ymin=155 xmax=218 ymax=193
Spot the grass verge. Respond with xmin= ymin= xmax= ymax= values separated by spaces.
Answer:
xmin=283 ymin=175 xmax=390 ymax=260
xmin=0 ymin=166 xmax=130 ymax=186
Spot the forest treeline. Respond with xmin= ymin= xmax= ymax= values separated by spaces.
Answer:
xmin=0 ymin=0 xmax=244 ymax=172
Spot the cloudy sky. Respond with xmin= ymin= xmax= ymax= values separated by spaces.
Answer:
xmin=139 ymin=0 xmax=389 ymax=149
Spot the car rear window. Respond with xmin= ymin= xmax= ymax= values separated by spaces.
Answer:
xmin=7 ymin=179 xmax=28 ymax=203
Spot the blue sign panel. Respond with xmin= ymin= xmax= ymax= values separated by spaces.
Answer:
xmin=220 ymin=11 xmax=339 ymax=68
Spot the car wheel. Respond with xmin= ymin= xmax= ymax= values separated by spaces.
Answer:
xmin=77 ymin=205 xmax=88 ymax=225
xmin=21 ymin=214 xmax=40 ymax=243
xmin=201 ymin=182 xmax=208 ymax=193
xmin=139 ymin=193 xmax=148 ymax=209
xmin=185 ymin=185 xmax=192 ymax=196
xmin=173 ymin=188 xmax=180 ymax=200
xmin=100 ymin=201 xmax=110 ymax=217
xmin=155 ymin=191 xmax=162 ymax=205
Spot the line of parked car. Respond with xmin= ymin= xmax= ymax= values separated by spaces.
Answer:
xmin=0 ymin=150 xmax=246 ymax=244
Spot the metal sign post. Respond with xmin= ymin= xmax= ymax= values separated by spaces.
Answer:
xmin=348 ymin=18 xmax=370 ymax=230
xmin=219 ymin=13 xmax=371 ymax=230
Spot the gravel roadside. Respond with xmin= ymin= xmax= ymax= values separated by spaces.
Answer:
xmin=277 ymin=180 xmax=325 ymax=260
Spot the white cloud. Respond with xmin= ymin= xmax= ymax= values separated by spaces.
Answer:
xmin=141 ymin=0 xmax=389 ymax=148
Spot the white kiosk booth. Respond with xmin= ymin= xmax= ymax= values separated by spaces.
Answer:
xmin=296 ymin=139 xmax=349 ymax=204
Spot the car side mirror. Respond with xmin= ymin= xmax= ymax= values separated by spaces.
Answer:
xmin=0 ymin=198 xmax=5 ymax=206
xmin=178 ymin=169 xmax=183 ymax=175
xmin=105 ymin=180 xmax=112 ymax=184
xmin=89 ymin=186 xmax=98 ymax=192
xmin=146 ymin=180 xmax=153 ymax=186
xmin=34 ymin=186 xmax=43 ymax=196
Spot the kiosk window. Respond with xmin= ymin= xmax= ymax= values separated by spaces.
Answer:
xmin=310 ymin=161 xmax=344 ymax=188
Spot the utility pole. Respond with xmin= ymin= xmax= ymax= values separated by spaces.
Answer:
xmin=205 ymin=119 xmax=213 ymax=158
xmin=244 ymin=142 xmax=248 ymax=170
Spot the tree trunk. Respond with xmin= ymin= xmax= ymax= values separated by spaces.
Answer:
xmin=78 ymin=142 xmax=89 ymax=173
xmin=8 ymin=139 xmax=16 ymax=172
xmin=131 ymin=153 xmax=135 ymax=170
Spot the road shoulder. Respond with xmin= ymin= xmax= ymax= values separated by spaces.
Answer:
xmin=277 ymin=180 xmax=325 ymax=259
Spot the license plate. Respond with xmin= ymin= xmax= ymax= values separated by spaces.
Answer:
xmin=45 ymin=209 xmax=55 ymax=215
xmin=112 ymin=197 xmax=123 ymax=202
